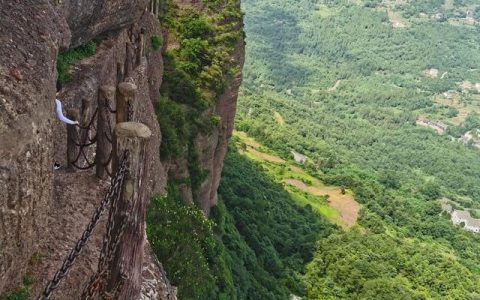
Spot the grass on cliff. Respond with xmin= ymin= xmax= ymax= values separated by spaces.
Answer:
xmin=151 ymin=35 xmax=163 ymax=50
xmin=0 ymin=278 xmax=30 ymax=300
xmin=0 ymin=254 xmax=39 ymax=300
xmin=57 ymin=41 xmax=97 ymax=84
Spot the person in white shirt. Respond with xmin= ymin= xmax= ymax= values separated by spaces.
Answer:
xmin=55 ymin=82 xmax=79 ymax=125
xmin=54 ymin=82 xmax=79 ymax=170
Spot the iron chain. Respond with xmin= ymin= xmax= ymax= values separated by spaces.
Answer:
xmin=127 ymin=100 xmax=134 ymax=121
xmin=39 ymin=152 xmax=129 ymax=300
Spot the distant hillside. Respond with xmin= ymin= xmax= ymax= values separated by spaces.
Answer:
xmin=236 ymin=0 xmax=480 ymax=298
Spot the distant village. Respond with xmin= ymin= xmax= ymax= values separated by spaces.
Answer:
xmin=441 ymin=199 xmax=480 ymax=234
xmin=416 ymin=117 xmax=480 ymax=150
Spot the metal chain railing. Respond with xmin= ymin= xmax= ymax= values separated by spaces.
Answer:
xmin=127 ymin=100 xmax=134 ymax=122
xmin=76 ymin=108 xmax=98 ymax=131
xmin=39 ymin=151 xmax=129 ymax=300
xmin=105 ymin=98 xmax=117 ymax=114
xmin=100 ymin=98 xmax=116 ymax=177
xmin=81 ymin=162 xmax=133 ymax=299
xmin=69 ymin=96 xmax=118 ymax=173
xmin=70 ymin=108 xmax=98 ymax=170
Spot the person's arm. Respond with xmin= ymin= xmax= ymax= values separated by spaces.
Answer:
xmin=55 ymin=99 xmax=79 ymax=125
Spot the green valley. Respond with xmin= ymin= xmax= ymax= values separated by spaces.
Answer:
xmin=232 ymin=0 xmax=480 ymax=298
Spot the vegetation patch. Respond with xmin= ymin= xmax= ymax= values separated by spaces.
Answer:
xmin=146 ymin=185 xmax=221 ymax=299
xmin=0 ymin=277 xmax=32 ymax=300
xmin=156 ymin=96 xmax=186 ymax=160
xmin=57 ymin=41 xmax=97 ymax=84
xmin=305 ymin=232 xmax=480 ymax=299
xmin=147 ymin=147 xmax=336 ymax=299
xmin=217 ymin=146 xmax=336 ymax=298
xmin=151 ymin=35 xmax=163 ymax=50
xmin=234 ymin=131 xmax=360 ymax=229
xmin=0 ymin=252 xmax=39 ymax=300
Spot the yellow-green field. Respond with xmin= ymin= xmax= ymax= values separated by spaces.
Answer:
xmin=233 ymin=131 xmax=361 ymax=230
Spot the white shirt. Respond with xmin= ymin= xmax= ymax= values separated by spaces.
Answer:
xmin=55 ymin=98 xmax=78 ymax=125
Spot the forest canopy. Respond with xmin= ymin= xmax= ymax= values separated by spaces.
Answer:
xmin=234 ymin=0 xmax=480 ymax=298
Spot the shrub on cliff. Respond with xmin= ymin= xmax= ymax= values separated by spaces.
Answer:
xmin=151 ymin=35 xmax=163 ymax=50
xmin=146 ymin=184 xmax=231 ymax=299
xmin=156 ymin=97 xmax=185 ymax=160
xmin=178 ymin=10 xmax=214 ymax=40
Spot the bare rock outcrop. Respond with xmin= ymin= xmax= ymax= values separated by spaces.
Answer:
xmin=56 ymin=0 xmax=149 ymax=48
xmin=163 ymin=0 xmax=245 ymax=215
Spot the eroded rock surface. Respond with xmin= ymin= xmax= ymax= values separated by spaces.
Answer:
xmin=195 ymin=40 xmax=245 ymax=214
xmin=0 ymin=0 xmax=172 ymax=297
xmin=0 ymin=0 xmax=69 ymax=292
xmin=57 ymin=0 xmax=149 ymax=48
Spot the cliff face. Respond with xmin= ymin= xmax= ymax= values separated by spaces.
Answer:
xmin=160 ymin=0 xmax=245 ymax=215
xmin=165 ymin=43 xmax=245 ymax=214
xmin=0 ymin=0 xmax=243 ymax=298
xmin=192 ymin=55 xmax=244 ymax=214
xmin=0 ymin=0 xmax=170 ymax=295
xmin=0 ymin=0 xmax=69 ymax=293
xmin=61 ymin=0 xmax=149 ymax=48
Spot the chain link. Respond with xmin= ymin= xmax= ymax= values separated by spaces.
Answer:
xmin=39 ymin=152 xmax=129 ymax=300
xmin=82 ymin=191 xmax=128 ymax=298
xmin=98 ymin=96 xmax=116 ymax=177
xmin=127 ymin=100 xmax=134 ymax=121
xmin=70 ymin=108 xmax=98 ymax=169
xmin=105 ymin=98 xmax=117 ymax=114
xmin=82 ymin=162 xmax=132 ymax=299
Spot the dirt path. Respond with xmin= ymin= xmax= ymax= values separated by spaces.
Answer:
xmin=247 ymin=147 xmax=285 ymax=163
xmin=289 ymin=165 xmax=304 ymax=174
xmin=416 ymin=118 xmax=446 ymax=134
xmin=285 ymin=179 xmax=360 ymax=229
xmin=235 ymin=131 xmax=262 ymax=148
xmin=328 ymin=80 xmax=342 ymax=92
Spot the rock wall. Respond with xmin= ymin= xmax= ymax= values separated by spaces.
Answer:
xmin=0 ymin=0 xmax=69 ymax=293
xmin=59 ymin=0 xmax=149 ymax=48
xmin=0 ymin=0 xmax=170 ymax=296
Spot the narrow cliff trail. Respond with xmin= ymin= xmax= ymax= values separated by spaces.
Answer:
xmin=28 ymin=169 xmax=174 ymax=299
xmin=28 ymin=169 xmax=108 ymax=298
